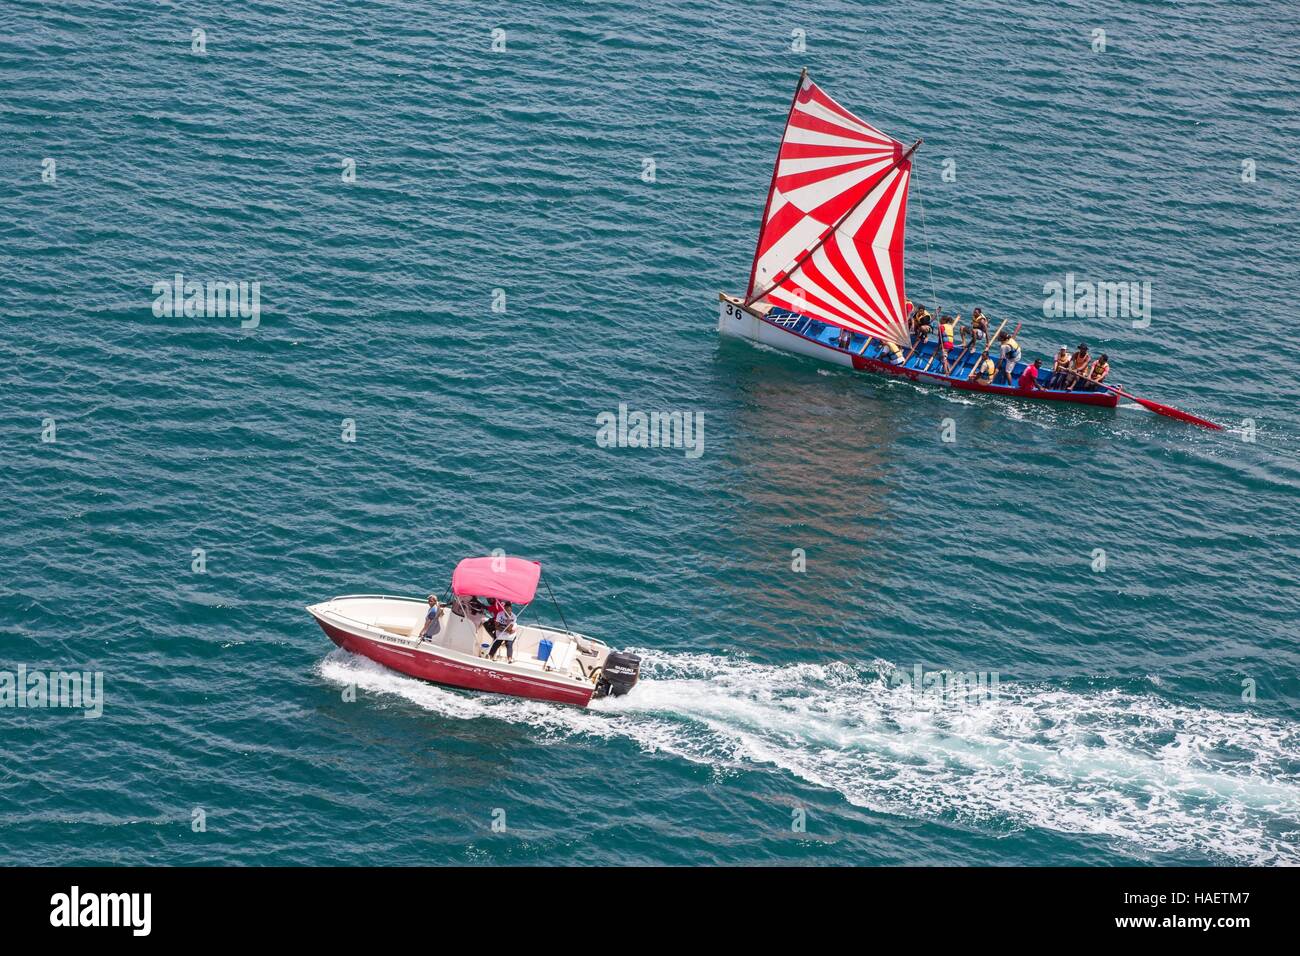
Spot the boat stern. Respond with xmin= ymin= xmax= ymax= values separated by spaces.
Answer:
xmin=592 ymin=650 xmax=641 ymax=699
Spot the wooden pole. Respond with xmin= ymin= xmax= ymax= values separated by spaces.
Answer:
xmin=923 ymin=311 xmax=951 ymax=372
xmin=963 ymin=319 xmax=1007 ymax=381
xmin=1070 ymin=373 xmax=1222 ymax=430
xmin=901 ymin=310 xmax=931 ymax=365
xmin=992 ymin=322 xmax=1022 ymax=384
xmin=946 ymin=313 xmax=990 ymax=377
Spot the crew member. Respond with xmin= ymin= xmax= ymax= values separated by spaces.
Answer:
xmin=1018 ymin=358 xmax=1042 ymax=391
xmin=938 ymin=314 xmax=956 ymax=353
xmin=419 ymin=595 xmax=442 ymax=641
xmin=1065 ymin=343 xmax=1091 ymax=390
xmin=488 ymin=602 xmax=518 ymax=663
xmin=1078 ymin=353 xmax=1110 ymax=391
xmin=970 ymin=352 xmax=996 ymax=384
xmin=994 ymin=330 xmax=1022 ymax=384
xmin=1047 ymin=346 xmax=1071 ymax=389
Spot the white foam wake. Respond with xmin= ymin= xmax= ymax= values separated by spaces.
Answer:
xmin=318 ymin=649 xmax=1300 ymax=864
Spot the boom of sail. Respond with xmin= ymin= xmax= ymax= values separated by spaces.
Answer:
xmin=746 ymin=72 xmax=917 ymax=347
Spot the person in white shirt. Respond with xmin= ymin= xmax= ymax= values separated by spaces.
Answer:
xmin=994 ymin=331 xmax=1022 ymax=385
xmin=488 ymin=602 xmax=518 ymax=663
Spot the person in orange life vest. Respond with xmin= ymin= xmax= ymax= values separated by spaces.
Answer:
xmin=1046 ymin=346 xmax=1071 ymax=388
xmin=1064 ymin=343 xmax=1091 ymax=390
xmin=1075 ymin=353 xmax=1110 ymax=391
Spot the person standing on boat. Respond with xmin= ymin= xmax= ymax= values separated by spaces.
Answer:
xmin=1018 ymin=358 xmax=1042 ymax=391
xmin=994 ymin=330 xmax=1022 ymax=384
xmin=937 ymin=315 xmax=956 ymax=355
xmin=488 ymin=602 xmax=517 ymax=663
xmin=419 ymin=595 xmax=443 ymax=642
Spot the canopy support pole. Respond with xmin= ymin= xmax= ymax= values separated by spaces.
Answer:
xmin=542 ymin=574 xmax=572 ymax=636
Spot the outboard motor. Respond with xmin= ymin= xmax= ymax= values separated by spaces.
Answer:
xmin=594 ymin=652 xmax=641 ymax=698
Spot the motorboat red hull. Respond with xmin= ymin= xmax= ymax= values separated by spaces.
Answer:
xmin=316 ymin=617 xmax=596 ymax=707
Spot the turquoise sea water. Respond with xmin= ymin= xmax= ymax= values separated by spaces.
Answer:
xmin=2 ymin=0 xmax=1298 ymax=865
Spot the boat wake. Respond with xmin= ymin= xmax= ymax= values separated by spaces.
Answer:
xmin=318 ymin=649 xmax=1300 ymax=864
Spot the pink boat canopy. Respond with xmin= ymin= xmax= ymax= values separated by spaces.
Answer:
xmin=451 ymin=556 xmax=541 ymax=604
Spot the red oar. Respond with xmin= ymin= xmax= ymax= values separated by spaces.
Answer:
xmin=1087 ymin=379 xmax=1222 ymax=430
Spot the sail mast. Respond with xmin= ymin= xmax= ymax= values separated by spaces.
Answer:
xmin=745 ymin=67 xmax=809 ymax=299
xmin=746 ymin=138 xmax=922 ymax=309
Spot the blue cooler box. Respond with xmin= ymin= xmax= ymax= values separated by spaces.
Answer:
xmin=537 ymin=638 xmax=553 ymax=662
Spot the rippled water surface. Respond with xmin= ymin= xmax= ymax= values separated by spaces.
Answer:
xmin=1 ymin=0 xmax=1298 ymax=865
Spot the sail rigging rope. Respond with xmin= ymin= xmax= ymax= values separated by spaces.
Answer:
xmin=914 ymin=180 xmax=941 ymax=324
xmin=913 ymin=178 xmax=946 ymax=369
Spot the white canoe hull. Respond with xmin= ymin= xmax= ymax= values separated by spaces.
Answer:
xmin=717 ymin=295 xmax=854 ymax=368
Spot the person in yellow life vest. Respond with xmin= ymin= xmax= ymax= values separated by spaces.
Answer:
xmin=937 ymin=315 xmax=956 ymax=352
xmin=1076 ymin=353 xmax=1110 ymax=391
xmin=994 ymin=330 xmax=1022 ymax=384
xmin=1047 ymin=346 xmax=1071 ymax=388
xmin=910 ymin=305 xmax=932 ymax=338
xmin=970 ymin=353 xmax=996 ymax=384
xmin=936 ymin=315 xmax=956 ymax=370
xmin=912 ymin=310 xmax=933 ymax=345
xmin=961 ymin=309 xmax=988 ymax=349
xmin=881 ymin=339 xmax=905 ymax=365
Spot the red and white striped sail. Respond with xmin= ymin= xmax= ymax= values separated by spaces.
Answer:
xmin=747 ymin=75 xmax=914 ymax=346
